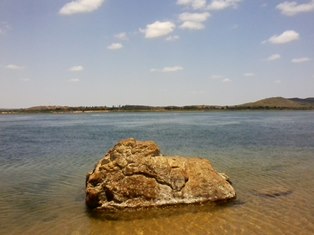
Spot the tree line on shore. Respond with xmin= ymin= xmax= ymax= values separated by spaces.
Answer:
xmin=1 ymin=97 xmax=314 ymax=114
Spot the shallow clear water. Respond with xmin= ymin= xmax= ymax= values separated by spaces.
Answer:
xmin=0 ymin=111 xmax=314 ymax=235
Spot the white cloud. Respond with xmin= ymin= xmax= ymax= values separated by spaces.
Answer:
xmin=162 ymin=66 xmax=184 ymax=72
xmin=243 ymin=73 xmax=255 ymax=77
xmin=291 ymin=57 xmax=311 ymax=63
xmin=69 ymin=65 xmax=84 ymax=72
xmin=277 ymin=0 xmax=314 ymax=16
xmin=267 ymin=30 xmax=299 ymax=44
xmin=177 ymin=0 xmax=192 ymax=6
xmin=59 ymin=0 xmax=105 ymax=15
xmin=177 ymin=0 xmax=207 ymax=10
xmin=267 ymin=54 xmax=281 ymax=61
xmin=151 ymin=66 xmax=184 ymax=73
xmin=180 ymin=21 xmax=205 ymax=30
xmin=68 ymin=78 xmax=80 ymax=82
xmin=274 ymin=79 xmax=281 ymax=84
xmin=166 ymin=35 xmax=180 ymax=41
xmin=207 ymin=0 xmax=242 ymax=11
xmin=222 ymin=78 xmax=232 ymax=83
xmin=177 ymin=0 xmax=242 ymax=10
xmin=115 ymin=32 xmax=128 ymax=41
xmin=179 ymin=12 xmax=210 ymax=22
xmin=193 ymin=0 xmax=207 ymax=9
xmin=140 ymin=21 xmax=176 ymax=39
xmin=107 ymin=43 xmax=123 ymax=50
xmin=5 ymin=64 xmax=24 ymax=70
xmin=179 ymin=12 xmax=210 ymax=30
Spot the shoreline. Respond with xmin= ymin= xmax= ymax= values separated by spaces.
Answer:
xmin=2 ymin=97 xmax=313 ymax=114
xmin=1 ymin=107 xmax=314 ymax=115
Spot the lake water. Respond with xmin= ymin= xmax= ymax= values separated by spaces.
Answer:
xmin=0 ymin=111 xmax=314 ymax=235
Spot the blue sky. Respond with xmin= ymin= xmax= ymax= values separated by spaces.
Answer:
xmin=0 ymin=0 xmax=313 ymax=108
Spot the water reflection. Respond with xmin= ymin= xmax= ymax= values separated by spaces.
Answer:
xmin=86 ymin=201 xmax=230 ymax=221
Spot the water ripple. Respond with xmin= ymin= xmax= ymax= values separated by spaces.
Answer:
xmin=1 ymin=112 xmax=314 ymax=234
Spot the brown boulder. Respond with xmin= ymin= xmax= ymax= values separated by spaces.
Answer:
xmin=85 ymin=138 xmax=236 ymax=211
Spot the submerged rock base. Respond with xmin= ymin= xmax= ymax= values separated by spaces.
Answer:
xmin=85 ymin=138 xmax=236 ymax=211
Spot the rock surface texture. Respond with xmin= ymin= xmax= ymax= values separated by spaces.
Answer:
xmin=85 ymin=138 xmax=236 ymax=210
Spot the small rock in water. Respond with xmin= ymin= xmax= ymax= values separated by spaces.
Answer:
xmin=254 ymin=186 xmax=293 ymax=198
xmin=85 ymin=138 xmax=236 ymax=211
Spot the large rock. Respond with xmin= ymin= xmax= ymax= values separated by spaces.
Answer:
xmin=85 ymin=138 xmax=236 ymax=211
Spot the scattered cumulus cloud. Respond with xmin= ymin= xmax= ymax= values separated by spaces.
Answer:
xmin=5 ymin=64 xmax=24 ymax=70
xmin=59 ymin=0 xmax=105 ymax=15
xmin=291 ymin=57 xmax=311 ymax=63
xmin=267 ymin=54 xmax=281 ymax=61
xmin=179 ymin=12 xmax=210 ymax=30
xmin=115 ymin=32 xmax=128 ymax=41
xmin=180 ymin=21 xmax=205 ymax=30
xmin=177 ymin=0 xmax=207 ymax=10
xmin=68 ymin=65 xmax=84 ymax=72
xmin=193 ymin=0 xmax=207 ymax=9
xmin=277 ymin=0 xmax=314 ymax=16
xmin=107 ymin=43 xmax=123 ymax=50
xmin=151 ymin=66 xmax=184 ymax=73
xmin=207 ymin=0 xmax=242 ymax=11
xmin=266 ymin=30 xmax=299 ymax=44
xmin=179 ymin=12 xmax=210 ymax=22
xmin=140 ymin=21 xmax=176 ymax=39
xmin=177 ymin=0 xmax=191 ymax=7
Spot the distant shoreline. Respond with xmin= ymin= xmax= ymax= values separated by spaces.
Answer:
xmin=1 ymin=106 xmax=314 ymax=115
xmin=1 ymin=97 xmax=314 ymax=114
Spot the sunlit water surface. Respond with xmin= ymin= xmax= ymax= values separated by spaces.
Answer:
xmin=0 ymin=111 xmax=314 ymax=234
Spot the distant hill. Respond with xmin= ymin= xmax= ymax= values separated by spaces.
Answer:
xmin=238 ymin=97 xmax=314 ymax=109
xmin=288 ymin=97 xmax=314 ymax=106
xmin=26 ymin=106 xmax=70 ymax=111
